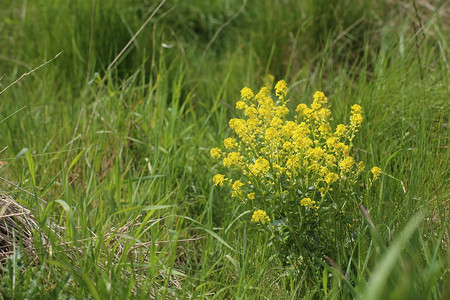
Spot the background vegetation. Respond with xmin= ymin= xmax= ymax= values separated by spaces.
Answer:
xmin=0 ymin=0 xmax=448 ymax=298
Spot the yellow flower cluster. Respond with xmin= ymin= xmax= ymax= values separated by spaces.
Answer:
xmin=300 ymin=197 xmax=316 ymax=207
xmin=231 ymin=180 xmax=244 ymax=197
xmin=211 ymin=80 xmax=381 ymax=222
xmin=213 ymin=174 xmax=227 ymax=186
xmin=371 ymin=166 xmax=381 ymax=181
xmin=224 ymin=137 xmax=236 ymax=149
xmin=210 ymin=148 xmax=222 ymax=159
xmin=251 ymin=210 xmax=270 ymax=224
xmin=275 ymin=80 xmax=288 ymax=99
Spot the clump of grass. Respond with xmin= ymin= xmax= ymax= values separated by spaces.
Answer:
xmin=0 ymin=193 xmax=45 ymax=263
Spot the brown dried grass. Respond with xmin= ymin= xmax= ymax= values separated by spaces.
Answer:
xmin=0 ymin=193 xmax=47 ymax=263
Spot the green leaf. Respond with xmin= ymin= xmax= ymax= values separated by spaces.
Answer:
xmin=67 ymin=148 xmax=86 ymax=172
xmin=54 ymin=199 xmax=77 ymax=244
xmin=25 ymin=150 xmax=36 ymax=188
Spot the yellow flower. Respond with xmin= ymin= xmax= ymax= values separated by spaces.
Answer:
xmin=255 ymin=87 xmax=270 ymax=100
xmin=273 ymin=163 xmax=285 ymax=175
xmin=296 ymin=103 xmax=308 ymax=114
xmin=213 ymin=174 xmax=227 ymax=186
xmin=270 ymin=117 xmax=283 ymax=127
xmin=241 ymin=87 xmax=254 ymax=100
xmin=313 ymin=91 xmax=327 ymax=104
xmin=247 ymin=193 xmax=255 ymax=200
xmin=350 ymin=113 xmax=363 ymax=127
xmin=265 ymin=127 xmax=279 ymax=142
xmin=251 ymin=210 xmax=270 ymax=224
xmin=244 ymin=106 xmax=258 ymax=118
xmin=293 ymin=122 xmax=310 ymax=136
xmin=325 ymin=154 xmax=336 ymax=165
xmin=311 ymin=101 xmax=321 ymax=111
xmin=224 ymin=137 xmax=236 ymax=149
xmin=339 ymin=156 xmax=355 ymax=172
xmin=335 ymin=124 xmax=347 ymax=136
xmin=326 ymin=137 xmax=339 ymax=149
xmin=325 ymin=172 xmax=339 ymax=184
xmin=283 ymin=141 xmax=293 ymax=150
xmin=319 ymin=167 xmax=330 ymax=177
xmin=286 ymin=156 xmax=300 ymax=171
xmin=257 ymin=105 xmax=272 ymax=119
xmin=300 ymin=197 xmax=316 ymax=207
xmin=249 ymin=157 xmax=270 ymax=175
xmin=351 ymin=104 xmax=363 ymax=114
xmin=317 ymin=108 xmax=331 ymax=120
xmin=302 ymin=107 xmax=313 ymax=118
xmin=229 ymin=118 xmax=248 ymax=137
xmin=281 ymin=121 xmax=297 ymax=137
xmin=232 ymin=180 xmax=244 ymax=191
xmin=371 ymin=166 xmax=381 ymax=180
xmin=294 ymin=136 xmax=313 ymax=150
xmin=307 ymin=147 xmax=325 ymax=160
xmin=223 ymin=152 xmax=242 ymax=168
xmin=236 ymin=101 xmax=246 ymax=109
xmin=307 ymin=163 xmax=320 ymax=172
xmin=231 ymin=181 xmax=243 ymax=197
xmin=210 ymin=148 xmax=222 ymax=159
xmin=335 ymin=143 xmax=350 ymax=156
xmin=275 ymin=106 xmax=289 ymax=117
xmin=319 ymin=124 xmax=331 ymax=134
xmin=274 ymin=80 xmax=288 ymax=99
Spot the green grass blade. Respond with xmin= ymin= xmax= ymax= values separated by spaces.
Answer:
xmin=362 ymin=210 xmax=426 ymax=300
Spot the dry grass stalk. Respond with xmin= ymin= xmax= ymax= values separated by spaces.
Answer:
xmin=0 ymin=193 xmax=47 ymax=263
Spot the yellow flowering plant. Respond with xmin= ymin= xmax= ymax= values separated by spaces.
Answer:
xmin=211 ymin=80 xmax=381 ymax=268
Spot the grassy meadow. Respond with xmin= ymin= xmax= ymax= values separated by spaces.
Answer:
xmin=0 ymin=0 xmax=448 ymax=298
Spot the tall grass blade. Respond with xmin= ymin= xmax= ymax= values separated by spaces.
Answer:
xmin=362 ymin=210 xmax=426 ymax=300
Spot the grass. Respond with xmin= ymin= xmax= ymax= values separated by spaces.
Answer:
xmin=0 ymin=0 xmax=448 ymax=298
